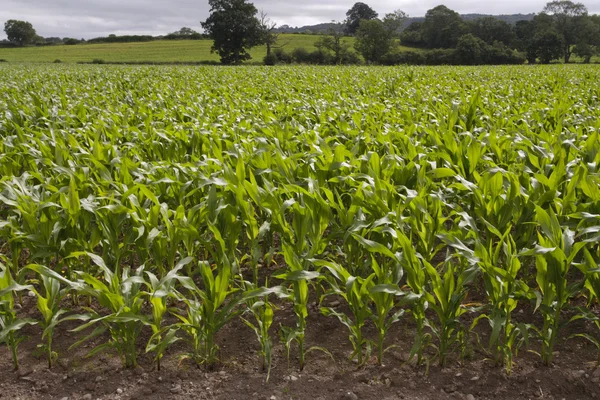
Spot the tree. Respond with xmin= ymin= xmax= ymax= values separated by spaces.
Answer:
xmin=455 ymin=33 xmax=486 ymax=65
xmin=315 ymin=26 xmax=350 ymax=64
xmin=382 ymin=10 xmax=408 ymax=36
xmin=468 ymin=17 xmax=516 ymax=46
xmin=4 ymin=20 xmax=37 ymax=46
xmin=354 ymin=19 xmax=392 ymax=63
xmin=543 ymin=1 xmax=588 ymax=62
xmin=345 ymin=2 xmax=378 ymax=35
xmin=201 ymin=0 xmax=263 ymax=65
xmin=421 ymin=5 xmax=467 ymax=49
xmin=533 ymin=30 xmax=564 ymax=63
xmin=573 ymin=14 xmax=600 ymax=62
xmin=259 ymin=11 xmax=290 ymax=57
xmin=400 ymin=22 xmax=425 ymax=47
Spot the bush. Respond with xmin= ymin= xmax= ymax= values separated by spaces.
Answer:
xmin=340 ymin=51 xmax=362 ymax=65
xmin=88 ymin=35 xmax=156 ymax=44
xmin=292 ymin=47 xmax=311 ymax=63
xmin=0 ymin=59 xmax=7 ymax=63
xmin=91 ymin=59 xmax=105 ymax=64
xmin=53 ymin=59 xmax=62 ymax=63
xmin=483 ymin=42 xmax=526 ymax=65
xmin=380 ymin=51 xmax=425 ymax=66
xmin=263 ymin=52 xmax=278 ymax=66
xmin=273 ymin=48 xmax=293 ymax=64
xmin=425 ymin=49 xmax=456 ymax=65
xmin=64 ymin=38 xmax=81 ymax=45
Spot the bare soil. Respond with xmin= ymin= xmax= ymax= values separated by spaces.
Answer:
xmin=1 ymin=293 xmax=599 ymax=400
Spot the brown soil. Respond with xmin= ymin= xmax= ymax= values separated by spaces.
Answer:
xmin=1 ymin=294 xmax=599 ymax=400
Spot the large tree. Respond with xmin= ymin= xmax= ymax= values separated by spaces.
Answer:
xmin=201 ymin=0 xmax=263 ymax=65
xmin=354 ymin=19 xmax=391 ymax=63
xmin=421 ymin=5 xmax=467 ymax=49
xmin=543 ymin=0 xmax=588 ymax=62
xmin=4 ymin=20 xmax=37 ymax=46
xmin=345 ymin=2 xmax=378 ymax=35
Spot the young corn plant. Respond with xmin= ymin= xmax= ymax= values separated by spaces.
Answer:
xmin=351 ymin=232 xmax=419 ymax=365
xmin=277 ymin=242 xmax=320 ymax=370
xmin=396 ymin=231 xmax=431 ymax=366
xmin=25 ymin=264 xmax=74 ymax=369
xmin=143 ymin=258 xmax=192 ymax=371
xmin=473 ymin=229 xmax=533 ymax=373
xmin=173 ymin=257 xmax=242 ymax=370
xmin=571 ymin=248 xmax=600 ymax=365
xmin=368 ymin=256 xmax=419 ymax=365
xmin=240 ymin=282 xmax=287 ymax=381
xmin=522 ymin=207 xmax=586 ymax=366
xmin=0 ymin=261 xmax=37 ymax=370
xmin=316 ymin=259 xmax=374 ymax=366
xmin=69 ymin=253 xmax=150 ymax=369
xmin=424 ymin=244 xmax=479 ymax=367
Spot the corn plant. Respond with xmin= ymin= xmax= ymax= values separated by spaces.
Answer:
xmin=240 ymin=282 xmax=287 ymax=381
xmin=277 ymin=242 xmax=320 ymax=370
xmin=522 ymin=207 xmax=586 ymax=366
xmin=143 ymin=258 xmax=193 ymax=370
xmin=424 ymin=237 xmax=479 ymax=367
xmin=0 ymin=260 xmax=37 ymax=370
xmin=397 ymin=232 xmax=431 ymax=366
xmin=473 ymin=229 xmax=533 ymax=373
xmin=317 ymin=259 xmax=374 ymax=365
xmin=25 ymin=264 xmax=73 ymax=368
xmin=172 ymin=257 xmax=242 ymax=369
xmin=571 ymin=248 xmax=600 ymax=365
xmin=69 ymin=253 xmax=150 ymax=369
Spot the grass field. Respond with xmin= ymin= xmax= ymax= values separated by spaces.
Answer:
xmin=0 ymin=34 xmax=419 ymax=63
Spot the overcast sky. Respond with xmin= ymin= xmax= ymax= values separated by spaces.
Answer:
xmin=1 ymin=0 xmax=600 ymax=40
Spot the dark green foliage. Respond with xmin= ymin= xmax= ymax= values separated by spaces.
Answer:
xmin=354 ymin=19 xmax=392 ymax=63
xmin=263 ymin=52 xmax=278 ymax=65
xmin=379 ymin=51 xmax=425 ymax=65
xmin=421 ymin=5 xmax=468 ymax=49
xmin=345 ymin=2 xmax=378 ymax=35
xmin=273 ymin=48 xmax=293 ymax=64
xmin=455 ymin=34 xmax=487 ymax=65
xmin=533 ymin=30 xmax=564 ymax=63
xmin=201 ymin=0 xmax=263 ymax=65
xmin=4 ymin=20 xmax=37 ymax=46
xmin=468 ymin=17 xmax=516 ymax=46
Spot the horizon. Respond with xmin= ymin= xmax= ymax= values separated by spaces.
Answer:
xmin=1 ymin=0 xmax=599 ymax=41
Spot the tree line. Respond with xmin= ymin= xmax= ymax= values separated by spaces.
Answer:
xmin=201 ymin=0 xmax=599 ymax=65
xmin=1 ymin=21 xmax=206 ymax=48
xmin=3 ymin=1 xmax=599 ymax=65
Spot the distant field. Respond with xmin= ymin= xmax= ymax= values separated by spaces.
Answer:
xmin=0 ymin=34 xmax=420 ymax=63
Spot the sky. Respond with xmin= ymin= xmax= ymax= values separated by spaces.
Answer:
xmin=1 ymin=0 xmax=600 ymax=40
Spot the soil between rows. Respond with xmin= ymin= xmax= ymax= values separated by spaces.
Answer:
xmin=1 ymin=292 xmax=599 ymax=400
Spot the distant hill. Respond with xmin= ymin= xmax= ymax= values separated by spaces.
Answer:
xmin=275 ymin=14 xmax=536 ymax=34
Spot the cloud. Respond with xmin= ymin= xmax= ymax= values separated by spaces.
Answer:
xmin=1 ymin=0 xmax=599 ymax=39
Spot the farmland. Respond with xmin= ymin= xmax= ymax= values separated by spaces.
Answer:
xmin=0 ymin=35 xmax=376 ymax=63
xmin=1 ymin=64 xmax=600 ymax=399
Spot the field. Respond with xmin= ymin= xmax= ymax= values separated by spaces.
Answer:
xmin=1 ymin=64 xmax=600 ymax=400
xmin=0 ymin=35 xmax=422 ymax=64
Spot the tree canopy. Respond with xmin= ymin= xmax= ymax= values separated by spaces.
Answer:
xmin=4 ymin=20 xmax=37 ymax=46
xmin=201 ymin=0 xmax=263 ymax=65
xmin=345 ymin=2 xmax=378 ymax=35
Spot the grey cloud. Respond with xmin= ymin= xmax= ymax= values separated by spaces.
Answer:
xmin=1 ymin=0 xmax=599 ymax=39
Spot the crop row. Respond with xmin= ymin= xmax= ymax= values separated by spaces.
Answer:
xmin=1 ymin=64 xmax=600 ymax=378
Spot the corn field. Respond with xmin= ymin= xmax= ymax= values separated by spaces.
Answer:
xmin=1 ymin=64 xmax=600 ymax=378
